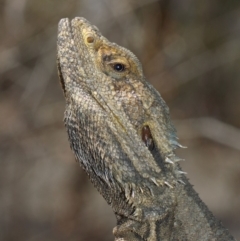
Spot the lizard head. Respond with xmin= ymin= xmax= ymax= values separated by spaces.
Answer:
xmin=57 ymin=17 xmax=179 ymax=149
xmin=57 ymin=18 xmax=236 ymax=241
xmin=57 ymin=17 xmax=186 ymax=219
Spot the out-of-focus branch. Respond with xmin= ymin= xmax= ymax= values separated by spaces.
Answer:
xmin=175 ymin=117 xmax=240 ymax=151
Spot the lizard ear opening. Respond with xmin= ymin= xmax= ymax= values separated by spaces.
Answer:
xmin=142 ymin=125 xmax=154 ymax=151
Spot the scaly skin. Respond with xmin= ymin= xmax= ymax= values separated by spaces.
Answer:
xmin=57 ymin=17 xmax=236 ymax=241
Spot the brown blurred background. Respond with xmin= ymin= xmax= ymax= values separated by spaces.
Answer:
xmin=0 ymin=0 xmax=240 ymax=240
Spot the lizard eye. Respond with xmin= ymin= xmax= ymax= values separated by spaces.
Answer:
xmin=113 ymin=63 xmax=125 ymax=72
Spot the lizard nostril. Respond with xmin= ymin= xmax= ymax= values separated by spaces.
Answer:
xmin=87 ymin=36 xmax=94 ymax=43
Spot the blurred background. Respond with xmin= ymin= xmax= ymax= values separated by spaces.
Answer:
xmin=0 ymin=0 xmax=240 ymax=240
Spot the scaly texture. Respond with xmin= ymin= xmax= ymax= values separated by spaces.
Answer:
xmin=57 ymin=17 xmax=236 ymax=241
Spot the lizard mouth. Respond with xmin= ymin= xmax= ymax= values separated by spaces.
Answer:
xmin=57 ymin=18 xmax=74 ymax=93
xmin=57 ymin=18 xmax=79 ymax=95
xmin=57 ymin=17 xmax=99 ymax=89
xmin=57 ymin=56 xmax=66 ymax=95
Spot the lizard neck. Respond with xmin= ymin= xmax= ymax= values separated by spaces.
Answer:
xmin=172 ymin=177 xmax=235 ymax=241
xmin=113 ymin=178 xmax=236 ymax=241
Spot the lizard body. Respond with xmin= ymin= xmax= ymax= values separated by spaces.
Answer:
xmin=57 ymin=17 xmax=236 ymax=241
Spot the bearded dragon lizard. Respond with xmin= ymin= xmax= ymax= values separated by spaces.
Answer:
xmin=57 ymin=17 xmax=236 ymax=241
